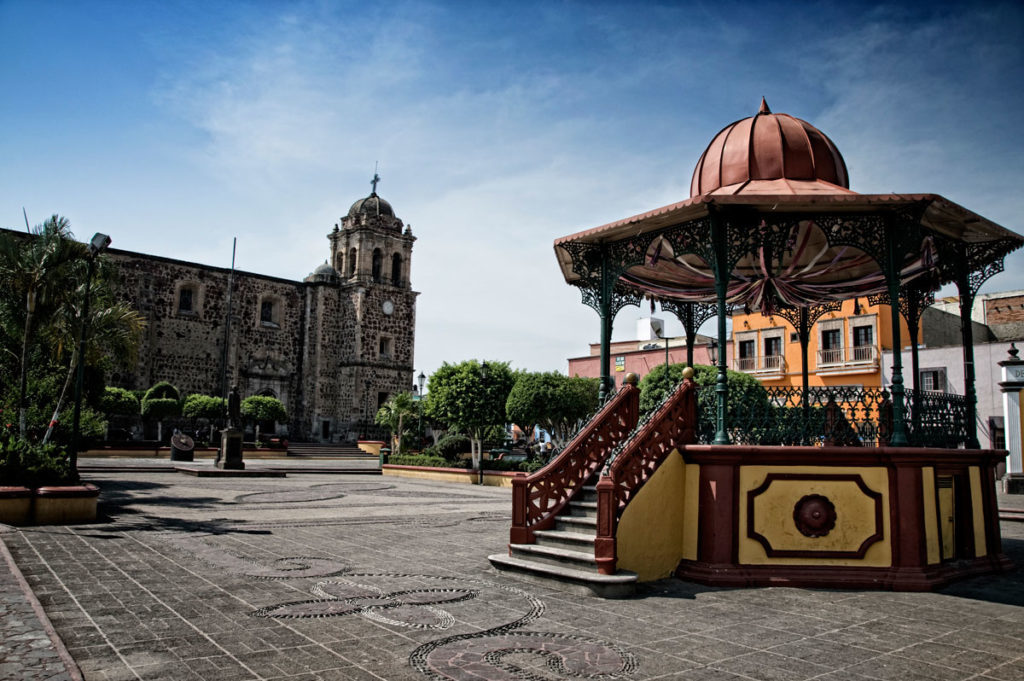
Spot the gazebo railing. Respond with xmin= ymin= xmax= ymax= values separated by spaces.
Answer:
xmin=905 ymin=389 xmax=969 ymax=448
xmin=695 ymin=385 xmax=970 ymax=448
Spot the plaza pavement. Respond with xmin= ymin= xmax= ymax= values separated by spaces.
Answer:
xmin=1 ymin=464 xmax=1023 ymax=681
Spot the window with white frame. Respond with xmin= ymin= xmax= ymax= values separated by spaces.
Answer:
xmin=762 ymin=328 xmax=784 ymax=370
xmin=818 ymin=319 xmax=844 ymax=365
xmin=919 ymin=368 xmax=947 ymax=392
xmin=849 ymin=314 xmax=877 ymax=362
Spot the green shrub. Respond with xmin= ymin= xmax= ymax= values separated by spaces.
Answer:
xmin=182 ymin=394 xmax=226 ymax=420
xmin=143 ymin=381 xmax=180 ymax=402
xmin=100 ymin=386 xmax=139 ymax=416
xmin=241 ymin=396 xmax=287 ymax=423
xmin=434 ymin=434 xmax=472 ymax=462
xmin=142 ymin=397 xmax=181 ymax=420
xmin=0 ymin=431 xmax=75 ymax=487
xmin=520 ymin=459 xmax=544 ymax=474
xmin=388 ymin=453 xmax=450 ymax=468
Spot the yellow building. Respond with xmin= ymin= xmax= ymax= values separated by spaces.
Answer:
xmin=730 ymin=299 xmax=910 ymax=389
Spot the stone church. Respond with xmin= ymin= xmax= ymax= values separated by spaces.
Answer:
xmin=107 ymin=179 xmax=417 ymax=442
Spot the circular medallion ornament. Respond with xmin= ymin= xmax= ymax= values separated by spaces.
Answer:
xmin=793 ymin=494 xmax=837 ymax=538
xmin=382 ymin=300 xmax=394 ymax=316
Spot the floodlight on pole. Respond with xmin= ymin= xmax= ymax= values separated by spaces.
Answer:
xmin=71 ymin=233 xmax=111 ymax=477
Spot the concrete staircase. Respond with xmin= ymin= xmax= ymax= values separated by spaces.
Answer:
xmin=489 ymin=478 xmax=637 ymax=598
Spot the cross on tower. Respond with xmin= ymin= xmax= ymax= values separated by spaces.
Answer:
xmin=371 ymin=172 xmax=380 ymax=194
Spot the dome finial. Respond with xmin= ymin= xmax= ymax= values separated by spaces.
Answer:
xmin=371 ymin=162 xmax=380 ymax=196
xmin=759 ymin=97 xmax=771 ymax=114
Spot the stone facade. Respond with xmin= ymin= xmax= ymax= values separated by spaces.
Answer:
xmin=106 ymin=188 xmax=417 ymax=442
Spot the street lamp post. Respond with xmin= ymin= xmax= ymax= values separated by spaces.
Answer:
xmin=417 ymin=371 xmax=426 ymax=446
xmin=71 ymin=232 xmax=111 ymax=477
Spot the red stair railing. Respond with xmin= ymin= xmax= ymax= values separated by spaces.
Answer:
xmin=594 ymin=373 xmax=698 ymax=574
xmin=510 ymin=380 xmax=639 ymax=545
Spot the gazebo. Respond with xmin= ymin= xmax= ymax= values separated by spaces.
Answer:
xmin=554 ymin=98 xmax=1022 ymax=448
xmin=493 ymin=100 xmax=1021 ymax=594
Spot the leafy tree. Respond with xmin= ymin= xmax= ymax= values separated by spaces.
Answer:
xmin=0 ymin=216 xmax=88 ymax=437
xmin=433 ymin=434 xmax=472 ymax=463
xmin=505 ymin=372 xmax=599 ymax=449
xmin=100 ymin=387 xmax=140 ymax=416
xmin=143 ymin=381 xmax=180 ymax=402
xmin=141 ymin=382 xmax=182 ymax=442
xmin=241 ymin=395 xmax=287 ymax=442
xmin=638 ymin=363 xmax=771 ymax=441
xmin=182 ymin=394 xmax=226 ymax=420
xmin=40 ymin=276 xmax=145 ymax=443
xmin=422 ymin=360 xmax=516 ymax=469
xmin=374 ymin=391 xmax=418 ymax=454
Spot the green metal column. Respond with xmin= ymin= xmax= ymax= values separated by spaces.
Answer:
xmin=884 ymin=222 xmax=909 ymax=446
xmin=956 ymin=272 xmax=981 ymax=449
xmin=799 ymin=307 xmax=811 ymax=444
xmin=711 ymin=214 xmax=730 ymax=445
xmin=684 ymin=303 xmax=696 ymax=368
xmin=906 ymin=297 xmax=923 ymax=435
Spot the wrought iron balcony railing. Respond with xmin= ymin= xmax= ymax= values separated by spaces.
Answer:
xmin=735 ymin=354 xmax=785 ymax=374
xmin=817 ymin=344 xmax=879 ymax=369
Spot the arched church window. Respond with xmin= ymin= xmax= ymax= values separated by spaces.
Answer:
xmin=372 ymin=249 xmax=382 ymax=283
xmin=348 ymin=248 xmax=357 ymax=277
xmin=391 ymin=253 xmax=402 ymax=287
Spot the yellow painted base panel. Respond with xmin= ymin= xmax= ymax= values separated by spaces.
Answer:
xmin=616 ymin=450 xmax=688 ymax=581
xmin=0 ymin=498 xmax=32 ymax=525
xmin=33 ymin=497 xmax=98 ymax=525
xmin=922 ymin=467 xmax=941 ymax=565
xmin=738 ymin=465 xmax=892 ymax=567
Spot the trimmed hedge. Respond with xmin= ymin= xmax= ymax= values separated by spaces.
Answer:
xmin=100 ymin=386 xmax=139 ymax=416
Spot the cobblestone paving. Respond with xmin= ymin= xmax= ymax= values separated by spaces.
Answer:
xmin=2 ymin=472 xmax=1023 ymax=681
xmin=0 ymin=529 xmax=75 ymax=681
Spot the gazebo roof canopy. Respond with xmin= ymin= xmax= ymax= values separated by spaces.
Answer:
xmin=554 ymin=100 xmax=1023 ymax=311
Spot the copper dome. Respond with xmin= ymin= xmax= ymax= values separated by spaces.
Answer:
xmin=690 ymin=98 xmax=849 ymax=197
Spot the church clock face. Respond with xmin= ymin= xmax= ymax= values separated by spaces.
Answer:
xmin=382 ymin=300 xmax=394 ymax=316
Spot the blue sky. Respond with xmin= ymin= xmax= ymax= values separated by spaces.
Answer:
xmin=2 ymin=0 xmax=1022 ymax=381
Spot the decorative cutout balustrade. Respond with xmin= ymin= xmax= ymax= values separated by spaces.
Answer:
xmin=694 ymin=384 xmax=970 ymax=448
xmin=905 ymin=389 xmax=969 ymax=448
xmin=594 ymin=376 xmax=698 ymax=574
xmin=509 ymin=384 xmax=639 ymax=545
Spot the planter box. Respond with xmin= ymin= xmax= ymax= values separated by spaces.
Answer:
xmin=383 ymin=464 xmax=526 ymax=487
xmin=33 ymin=484 xmax=100 ymax=525
xmin=0 ymin=487 xmax=32 ymax=525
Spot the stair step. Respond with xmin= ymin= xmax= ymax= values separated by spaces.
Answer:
xmin=488 ymin=553 xmax=636 ymax=599
xmin=509 ymin=543 xmax=597 ymax=571
xmin=533 ymin=529 xmax=595 ymax=551
xmin=556 ymin=515 xmax=597 ymax=531
xmin=566 ymin=500 xmax=598 ymax=518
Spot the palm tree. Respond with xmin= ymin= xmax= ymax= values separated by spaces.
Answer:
xmin=41 ymin=289 xmax=145 ymax=444
xmin=374 ymin=392 xmax=418 ymax=454
xmin=0 ymin=216 xmax=87 ymax=438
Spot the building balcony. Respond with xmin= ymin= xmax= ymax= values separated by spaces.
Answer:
xmin=816 ymin=344 xmax=879 ymax=375
xmin=735 ymin=354 xmax=786 ymax=377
